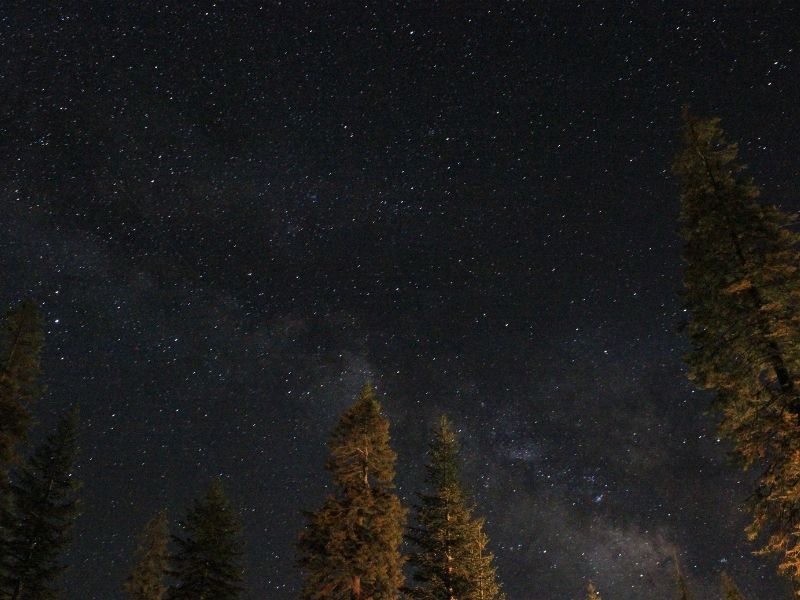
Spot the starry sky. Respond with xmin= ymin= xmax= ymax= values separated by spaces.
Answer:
xmin=2 ymin=2 xmax=800 ymax=598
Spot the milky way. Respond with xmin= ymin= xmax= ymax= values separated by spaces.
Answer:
xmin=2 ymin=3 xmax=799 ymax=598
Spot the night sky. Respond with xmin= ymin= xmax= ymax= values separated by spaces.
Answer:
xmin=2 ymin=2 xmax=800 ymax=598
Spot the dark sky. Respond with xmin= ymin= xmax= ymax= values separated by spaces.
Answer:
xmin=2 ymin=2 xmax=800 ymax=598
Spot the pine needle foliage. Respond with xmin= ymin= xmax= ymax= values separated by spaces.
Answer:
xmin=0 ymin=407 xmax=80 ymax=600
xmin=673 ymin=109 xmax=800 ymax=590
xmin=124 ymin=510 xmax=169 ymax=600
xmin=168 ymin=478 xmax=245 ymax=600
xmin=297 ymin=383 xmax=405 ymax=599
xmin=407 ymin=415 xmax=504 ymax=600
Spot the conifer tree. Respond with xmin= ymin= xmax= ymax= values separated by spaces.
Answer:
xmin=297 ymin=383 xmax=405 ymax=599
xmin=586 ymin=581 xmax=602 ymax=600
xmin=721 ymin=572 xmax=747 ymax=600
xmin=167 ymin=478 xmax=245 ymax=600
xmin=466 ymin=518 xmax=504 ymax=600
xmin=0 ymin=301 xmax=44 ymax=487
xmin=0 ymin=301 xmax=45 ymax=597
xmin=124 ymin=510 xmax=169 ymax=600
xmin=673 ymin=109 xmax=800 ymax=587
xmin=0 ymin=407 xmax=80 ymax=600
xmin=407 ymin=415 xmax=504 ymax=600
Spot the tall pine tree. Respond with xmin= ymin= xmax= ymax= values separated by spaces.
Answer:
xmin=0 ymin=301 xmax=45 ymax=598
xmin=168 ymin=478 xmax=245 ymax=600
xmin=721 ymin=572 xmax=747 ymax=600
xmin=124 ymin=510 xmax=169 ymax=600
xmin=673 ymin=109 xmax=800 ymax=587
xmin=297 ymin=383 xmax=405 ymax=599
xmin=407 ymin=415 xmax=503 ymax=600
xmin=0 ymin=301 xmax=44 ymax=487
xmin=0 ymin=407 xmax=80 ymax=600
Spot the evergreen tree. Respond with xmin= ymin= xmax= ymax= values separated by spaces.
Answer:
xmin=407 ymin=415 xmax=503 ymax=600
xmin=586 ymin=581 xmax=602 ymax=600
xmin=297 ymin=383 xmax=405 ymax=599
xmin=0 ymin=301 xmax=44 ymax=486
xmin=167 ymin=478 xmax=245 ymax=600
xmin=0 ymin=301 xmax=44 ymax=597
xmin=465 ymin=518 xmax=504 ymax=600
xmin=673 ymin=109 xmax=800 ymax=586
xmin=124 ymin=510 xmax=169 ymax=600
xmin=721 ymin=572 xmax=747 ymax=600
xmin=0 ymin=407 xmax=80 ymax=600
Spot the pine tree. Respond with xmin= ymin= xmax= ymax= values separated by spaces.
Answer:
xmin=0 ymin=407 xmax=80 ymax=600
xmin=124 ymin=510 xmax=169 ymax=600
xmin=464 ymin=519 xmax=503 ymax=600
xmin=407 ymin=415 xmax=504 ymax=600
xmin=167 ymin=478 xmax=245 ymax=600
xmin=297 ymin=383 xmax=406 ymax=599
xmin=673 ymin=109 xmax=800 ymax=587
xmin=721 ymin=572 xmax=747 ymax=600
xmin=0 ymin=301 xmax=45 ymax=597
xmin=586 ymin=581 xmax=602 ymax=600
xmin=0 ymin=301 xmax=44 ymax=486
